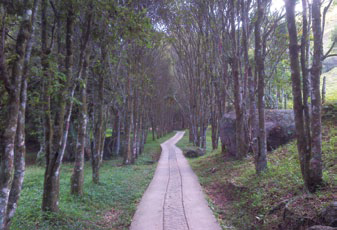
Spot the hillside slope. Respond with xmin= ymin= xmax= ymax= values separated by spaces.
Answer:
xmin=322 ymin=3 xmax=337 ymax=103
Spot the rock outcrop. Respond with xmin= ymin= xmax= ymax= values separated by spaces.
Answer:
xmin=184 ymin=148 xmax=205 ymax=158
xmin=219 ymin=110 xmax=296 ymax=156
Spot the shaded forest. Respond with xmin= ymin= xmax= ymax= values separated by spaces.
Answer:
xmin=1 ymin=0 xmax=337 ymax=229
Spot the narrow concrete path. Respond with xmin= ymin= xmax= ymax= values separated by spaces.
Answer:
xmin=130 ymin=131 xmax=221 ymax=230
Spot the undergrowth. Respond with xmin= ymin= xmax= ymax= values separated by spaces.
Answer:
xmin=11 ymin=132 xmax=175 ymax=230
xmin=179 ymin=119 xmax=337 ymax=229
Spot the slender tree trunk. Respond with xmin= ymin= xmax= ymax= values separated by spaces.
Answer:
xmin=230 ymin=0 xmax=247 ymax=159
xmin=70 ymin=3 xmax=92 ymax=194
xmin=42 ymin=3 xmax=75 ymax=211
xmin=211 ymin=109 xmax=218 ymax=150
xmin=249 ymin=66 xmax=258 ymax=155
xmin=240 ymin=0 xmax=258 ymax=157
xmin=40 ymin=0 xmax=53 ymax=212
xmin=71 ymin=52 xmax=89 ymax=195
xmin=285 ymin=0 xmax=311 ymax=192
xmin=124 ymin=78 xmax=133 ymax=164
xmin=189 ymin=118 xmax=193 ymax=143
xmin=322 ymin=76 xmax=326 ymax=104
xmin=276 ymin=86 xmax=280 ymax=109
xmin=140 ymin=109 xmax=146 ymax=154
xmin=212 ymin=81 xmax=221 ymax=150
xmin=255 ymin=0 xmax=267 ymax=174
xmin=92 ymin=69 xmax=105 ymax=183
xmin=5 ymin=1 xmax=39 ymax=227
xmin=115 ymin=110 xmax=121 ymax=155
xmin=309 ymin=0 xmax=323 ymax=191
xmin=0 ymin=4 xmax=34 ymax=228
xmin=137 ymin=108 xmax=143 ymax=155
xmin=301 ymin=0 xmax=312 ymax=151
xmin=132 ymin=91 xmax=138 ymax=159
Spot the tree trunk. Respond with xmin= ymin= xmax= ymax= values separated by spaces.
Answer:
xmin=309 ymin=0 xmax=323 ymax=191
xmin=230 ymin=0 xmax=247 ymax=159
xmin=132 ymin=91 xmax=139 ymax=159
xmin=70 ymin=3 xmax=92 ymax=194
xmin=42 ymin=3 xmax=75 ymax=212
xmin=137 ymin=108 xmax=143 ymax=155
xmin=124 ymin=78 xmax=133 ymax=164
xmin=0 ymin=4 xmax=34 ymax=228
xmin=71 ymin=52 xmax=89 ymax=195
xmin=115 ymin=110 xmax=121 ymax=155
xmin=322 ymin=76 xmax=326 ymax=104
xmin=92 ymin=68 xmax=105 ymax=184
xmin=151 ymin=116 xmax=156 ymax=141
xmin=285 ymin=0 xmax=312 ymax=192
xmin=255 ymin=0 xmax=267 ymax=174
xmin=5 ymin=1 xmax=39 ymax=227
xmin=301 ymin=0 xmax=312 ymax=152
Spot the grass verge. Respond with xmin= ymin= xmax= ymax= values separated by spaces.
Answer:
xmin=178 ymin=120 xmax=337 ymax=229
xmin=11 ymin=132 xmax=175 ymax=230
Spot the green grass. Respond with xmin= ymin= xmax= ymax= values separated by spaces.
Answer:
xmin=322 ymin=4 xmax=337 ymax=105
xmin=179 ymin=122 xmax=337 ymax=229
xmin=177 ymin=127 xmax=213 ymax=152
xmin=105 ymin=128 xmax=113 ymax=137
xmin=322 ymin=67 xmax=337 ymax=104
xmin=11 ymin=132 xmax=175 ymax=230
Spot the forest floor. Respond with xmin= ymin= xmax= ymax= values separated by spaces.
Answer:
xmin=11 ymin=133 xmax=175 ymax=230
xmin=178 ymin=110 xmax=337 ymax=229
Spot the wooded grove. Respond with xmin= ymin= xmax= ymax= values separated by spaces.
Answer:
xmin=0 ymin=0 xmax=337 ymax=229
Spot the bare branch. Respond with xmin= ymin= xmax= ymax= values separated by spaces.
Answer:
xmin=5 ymin=32 xmax=16 ymax=41
xmin=48 ymin=0 xmax=59 ymax=50
xmin=322 ymin=0 xmax=333 ymax=36
xmin=322 ymin=38 xmax=337 ymax=60
xmin=323 ymin=53 xmax=337 ymax=59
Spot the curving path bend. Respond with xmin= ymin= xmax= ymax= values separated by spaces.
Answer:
xmin=130 ymin=131 xmax=221 ymax=230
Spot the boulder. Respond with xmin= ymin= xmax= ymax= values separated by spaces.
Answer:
xmin=184 ymin=148 xmax=205 ymax=158
xmin=323 ymin=57 xmax=337 ymax=73
xmin=321 ymin=202 xmax=337 ymax=227
xmin=219 ymin=112 xmax=237 ymax=157
xmin=265 ymin=110 xmax=296 ymax=150
xmin=219 ymin=110 xmax=296 ymax=156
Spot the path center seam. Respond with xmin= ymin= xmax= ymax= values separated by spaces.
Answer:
xmin=174 ymin=141 xmax=190 ymax=230
xmin=162 ymin=141 xmax=171 ymax=230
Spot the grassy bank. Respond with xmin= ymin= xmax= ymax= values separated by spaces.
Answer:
xmin=322 ymin=67 xmax=337 ymax=104
xmin=11 ymin=132 xmax=175 ymax=230
xmin=178 ymin=120 xmax=337 ymax=229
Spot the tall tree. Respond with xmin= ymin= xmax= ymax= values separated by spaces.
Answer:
xmin=309 ymin=0 xmax=323 ymax=190
xmin=41 ymin=0 xmax=76 ymax=211
xmin=70 ymin=2 xmax=93 ymax=194
xmin=0 ymin=1 xmax=36 ymax=228
xmin=285 ymin=0 xmax=323 ymax=192
xmin=230 ymin=0 xmax=248 ymax=158
xmin=5 ymin=0 xmax=40 ymax=227
xmin=255 ymin=0 xmax=268 ymax=173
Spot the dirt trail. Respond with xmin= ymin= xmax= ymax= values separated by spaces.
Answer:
xmin=130 ymin=131 xmax=221 ymax=230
